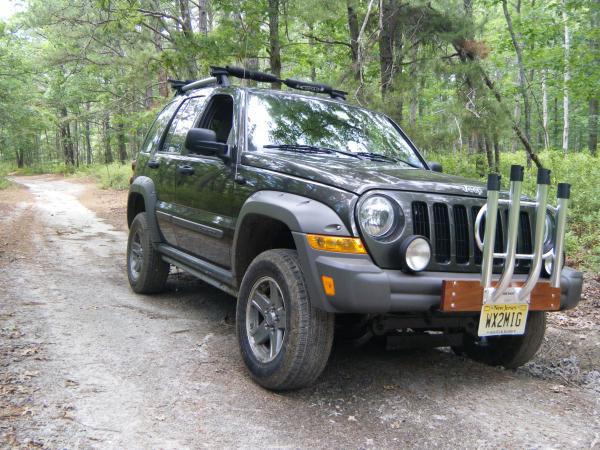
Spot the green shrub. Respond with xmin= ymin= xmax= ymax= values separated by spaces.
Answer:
xmin=425 ymin=149 xmax=600 ymax=272
xmin=75 ymin=163 xmax=132 ymax=190
xmin=0 ymin=162 xmax=14 ymax=190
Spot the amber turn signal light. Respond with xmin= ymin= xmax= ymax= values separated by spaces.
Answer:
xmin=306 ymin=234 xmax=367 ymax=254
xmin=321 ymin=275 xmax=336 ymax=296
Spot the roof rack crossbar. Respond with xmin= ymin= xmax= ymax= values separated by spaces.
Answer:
xmin=208 ymin=66 xmax=347 ymax=100
xmin=168 ymin=77 xmax=218 ymax=95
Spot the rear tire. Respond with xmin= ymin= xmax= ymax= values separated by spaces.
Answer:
xmin=127 ymin=212 xmax=169 ymax=294
xmin=458 ymin=311 xmax=546 ymax=369
xmin=236 ymin=249 xmax=334 ymax=391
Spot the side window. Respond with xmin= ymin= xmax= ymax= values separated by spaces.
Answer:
xmin=199 ymin=95 xmax=234 ymax=144
xmin=140 ymin=101 xmax=180 ymax=155
xmin=161 ymin=96 xmax=206 ymax=154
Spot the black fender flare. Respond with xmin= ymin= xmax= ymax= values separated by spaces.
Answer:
xmin=128 ymin=176 xmax=162 ymax=243
xmin=232 ymin=190 xmax=354 ymax=306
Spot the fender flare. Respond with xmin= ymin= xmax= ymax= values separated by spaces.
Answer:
xmin=128 ymin=176 xmax=162 ymax=243
xmin=231 ymin=190 xmax=353 ymax=302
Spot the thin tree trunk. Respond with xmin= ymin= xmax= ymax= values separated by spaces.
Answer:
xmin=346 ymin=0 xmax=360 ymax=80
xmin=198 ymin=0 xmax=208 ymax=35
xmin=541 ymin=69 xmax=550 ymax=150
xmin=502 ymin=0 xmax=532 ymax=148
xmin=268 ymin=0 xmax=282 ymax=89
xmin=590 ymin=98 xmax=598 ymax=156
xmin=60 ymin=107 xmax=75 ymax=166
xmin=408 ymin=41 xmax=419 ymax=127
xmin=562 ymin=0 xmax=570 ymax=154
xmin=103 ymin=114 xmax=113 ymax=164
xmin=117 ymin=121 xmax=127 ymax=163
xmin=378 ymin=0 xmax=397 ymax=99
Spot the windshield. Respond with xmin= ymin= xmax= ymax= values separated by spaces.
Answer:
xmin=246 ymin=92 xmax=425 ymax=168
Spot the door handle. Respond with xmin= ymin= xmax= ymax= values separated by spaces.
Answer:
xmin=147 ymin=159 xmax=160 ymax=169
xmin=177 ymin=164 xmax=195 ymax=175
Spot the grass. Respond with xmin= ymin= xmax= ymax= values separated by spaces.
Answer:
xmin=74 ymin=163 xmax=132 ymax=190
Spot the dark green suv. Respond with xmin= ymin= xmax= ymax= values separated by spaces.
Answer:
xmin=127 ymin=66 xmax=582 ymax=390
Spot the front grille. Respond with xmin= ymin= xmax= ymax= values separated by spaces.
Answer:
xmin=411 ymin=201 xmax=533 ymax=273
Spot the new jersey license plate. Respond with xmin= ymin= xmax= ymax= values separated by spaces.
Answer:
xmin=477 ymin=303 xmax=529 ymax=337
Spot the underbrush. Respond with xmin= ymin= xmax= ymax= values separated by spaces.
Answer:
xmin=74 ymin=163 xmax=132 ymax=190
xmin=424 ymin=149 xmax=600 ymax=273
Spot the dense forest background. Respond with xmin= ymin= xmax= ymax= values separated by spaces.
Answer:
xmin=0 ymin=0 xmax=599 ymax=268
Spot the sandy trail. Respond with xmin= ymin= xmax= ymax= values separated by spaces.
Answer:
xmin=1 ymin=175 xmax=599 ymax=449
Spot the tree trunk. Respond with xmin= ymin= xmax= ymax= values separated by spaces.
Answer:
xmin=117 ymin=121 xmax=127 ymax=163
xmin=268 ymin=0 xmax=282 ymax=89
xmin=502 ymin=0 xmax=532 ymax=149
xmin=493 ymin=133 xmax=501 ymax=173
xmin=408 ymin=41 xmax=419 ymax=127
xmin=379 ymin=0 xmax=397 ymax=99
xmin=590 ymin=98 xmax=598 ymax=156
xmin=59 ymin=107 xmax=75 ymax=166
xmin=103 ymin=114 xmax=113 ymax=164
xmin=198 ymin=0 xmax=208 ymax=35
xmin=346 ymin=0 xmax=360 ymax=80
xmin=178 ymin=0 xmax=196 ymax=78
xmin=562 ymin=0 xmax=570 ymax=154
xmin=541 ymin=69 xmax=550 ymax=150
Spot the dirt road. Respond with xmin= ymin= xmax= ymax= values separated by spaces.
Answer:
xmin=1 ymin=176 xmax=599 ymax=449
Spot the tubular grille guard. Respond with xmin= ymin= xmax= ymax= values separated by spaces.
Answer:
xmin=477 ymin=165 xmax=570 ymax=303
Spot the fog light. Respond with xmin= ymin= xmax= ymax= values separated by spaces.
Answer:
xmin=400 ymin=236 xmax=431 ymax=272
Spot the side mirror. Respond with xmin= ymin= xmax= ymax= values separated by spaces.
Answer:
xmin=185 ymin=128 xmax=228 ymax=158
xmin=429 ymin=161 xmax=443 ymax=173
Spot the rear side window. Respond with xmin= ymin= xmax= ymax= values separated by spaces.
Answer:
xmin=161 ymin=96 xmax=206 ymax=154
xmin=139 ymin=101 xmax=180 ymax=155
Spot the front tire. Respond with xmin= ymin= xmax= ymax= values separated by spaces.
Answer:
xmin=127 ymin=212 xmax=169 ymax=294
xmin=236 ymin=249 xmax=334 ymax=391
xmin=458 ymin=311 xmax=547 ymax=369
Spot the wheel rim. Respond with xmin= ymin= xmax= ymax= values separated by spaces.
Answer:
xmin=129 ymin=230 xmax=143 ymax=282
xmin=245 ymin=276 xmax=287 ymax=363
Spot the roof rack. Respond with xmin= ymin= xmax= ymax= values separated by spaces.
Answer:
xmin=168 ymin=67 xmax=347 ymax=100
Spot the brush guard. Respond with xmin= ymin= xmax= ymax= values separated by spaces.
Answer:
xmin=475 ymin=165 xmax=571 ymax=306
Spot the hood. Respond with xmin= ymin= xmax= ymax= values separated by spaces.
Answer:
xmin=242 ymin=151 xmax=487 ymax=198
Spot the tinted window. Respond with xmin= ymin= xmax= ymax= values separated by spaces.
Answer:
xmin=162 ymin=96 xmax=206 ymax=154
xmin=246 ymin=92 xmax=424 ymax=168
xmin=140 ymin=101 xmax=180 ymax=155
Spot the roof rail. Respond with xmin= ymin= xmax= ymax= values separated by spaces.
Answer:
xmin=207 ymin=66 xmax=347 ymax=100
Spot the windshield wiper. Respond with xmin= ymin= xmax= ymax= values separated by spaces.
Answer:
xmin=356 ymin=152 xmax=420 ymax=168
xmin=263 ymin=144 xmax=361 ymax=159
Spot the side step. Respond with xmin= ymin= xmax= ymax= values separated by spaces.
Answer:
xmin=158 ymin=244 xmax=238 ymax=297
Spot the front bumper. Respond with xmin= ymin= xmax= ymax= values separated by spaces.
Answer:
xmin=293 ymin=232 xmax=583 ymax=314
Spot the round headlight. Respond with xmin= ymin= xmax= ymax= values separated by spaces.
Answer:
xmin=359 ymin=196 xmax=395 ymax=237
xmin=400 ymin=236 xmax=431 ymax=272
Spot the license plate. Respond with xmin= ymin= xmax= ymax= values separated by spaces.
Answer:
xmin=477 ymin=303 xmax=529 ymax=337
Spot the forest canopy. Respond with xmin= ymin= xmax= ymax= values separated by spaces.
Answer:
xmin=0 ymin=0 xmax=598 ymax=169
